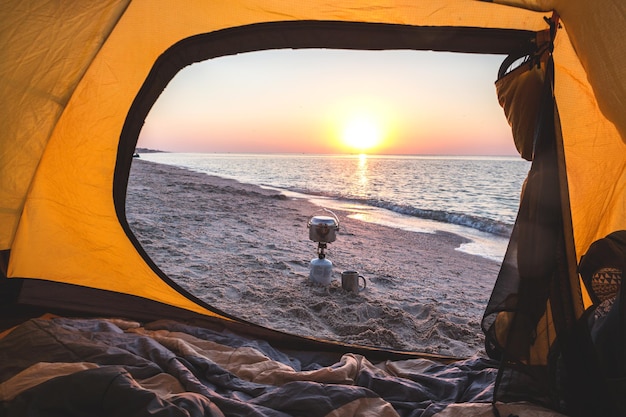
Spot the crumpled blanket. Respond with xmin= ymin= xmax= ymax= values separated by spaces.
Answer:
xmin=0 ymin=317 xmax=563 ymax=417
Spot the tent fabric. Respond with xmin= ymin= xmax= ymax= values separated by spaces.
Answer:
xmin=1 ymin=0 xmax=551 ymax=319
xmin=1 ymin=0 xmax=623 ymax=318
xmin=0 ymin=0 xmax=131 ymax=250
xmin=483 ymin=54 xmax=563 ymax=366
xmin=495 ymin=61 xmax=545 ymax=161
xmin=484 ymin=14 xmax=625 ymax=415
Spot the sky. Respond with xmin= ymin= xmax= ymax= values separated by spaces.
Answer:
xmin=137 ymin=49 xmax=516 ymax=156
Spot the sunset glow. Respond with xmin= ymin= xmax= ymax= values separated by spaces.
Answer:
xmin=138 ymin=49 xmax=517 ymax=156
xmin=341 ymin=114 xmax=384 ymax=152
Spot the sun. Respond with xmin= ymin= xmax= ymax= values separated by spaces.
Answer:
xmin=341 ymin=115 xmax=383 ymax=152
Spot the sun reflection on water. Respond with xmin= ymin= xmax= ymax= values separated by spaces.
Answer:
xmin=357 ymin=154 xmax=368 ymax=190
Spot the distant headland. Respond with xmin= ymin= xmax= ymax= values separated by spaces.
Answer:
xmin=135 ymin=148 xmax=166 ymax=154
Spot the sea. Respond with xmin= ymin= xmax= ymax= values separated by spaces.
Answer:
xmin=136 ymin=152 xmax=531 ymax=263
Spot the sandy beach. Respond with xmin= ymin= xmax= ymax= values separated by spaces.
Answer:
xmin=126 ymin=159 xmax=502 ymax=358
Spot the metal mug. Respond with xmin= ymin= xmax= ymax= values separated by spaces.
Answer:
xmin=341 ymin=270 xmax=366 ymax=292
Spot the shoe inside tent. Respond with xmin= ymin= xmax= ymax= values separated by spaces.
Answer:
xmin=1 ymin=1 xmax=625 ymax=416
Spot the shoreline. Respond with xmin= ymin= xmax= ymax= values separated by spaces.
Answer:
xmin=136 ymin=152 xmax=517 ymax=262
xmin=126 ymin=159 xmax=502 ymax=357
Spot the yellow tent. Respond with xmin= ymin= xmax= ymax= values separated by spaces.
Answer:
xmin=1 ymin=1 xmax=625 ymax=415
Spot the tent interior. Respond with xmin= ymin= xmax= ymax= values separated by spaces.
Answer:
xmin=1 ymin=1 xmax=626 ymax=416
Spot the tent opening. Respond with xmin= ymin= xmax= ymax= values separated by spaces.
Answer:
xmin=127 ymin=48 xmax=531 ymax=357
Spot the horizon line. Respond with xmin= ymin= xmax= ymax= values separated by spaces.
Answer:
xmin=134 ymin=147 xmax=522 ymax=159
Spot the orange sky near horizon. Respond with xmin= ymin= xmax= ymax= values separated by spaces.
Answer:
xmin=138 ymin=49 xmax=517 ymax=156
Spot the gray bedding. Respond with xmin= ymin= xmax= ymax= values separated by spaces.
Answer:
xmin=0 ymin=317 xmax=559 ymax=417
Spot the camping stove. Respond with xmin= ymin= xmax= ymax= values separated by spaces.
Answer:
xmin=307 ymin=211 xmax=339 ymax=286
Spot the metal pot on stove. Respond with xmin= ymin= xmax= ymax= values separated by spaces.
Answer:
xmin=307 ymin=215 xmax=339 ymax=243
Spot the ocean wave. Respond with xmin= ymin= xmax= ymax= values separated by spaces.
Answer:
xmin=365 ymin=200 xmax=514 ymax=237
xmin=283 ymin=186 xmax=514 ymax=237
